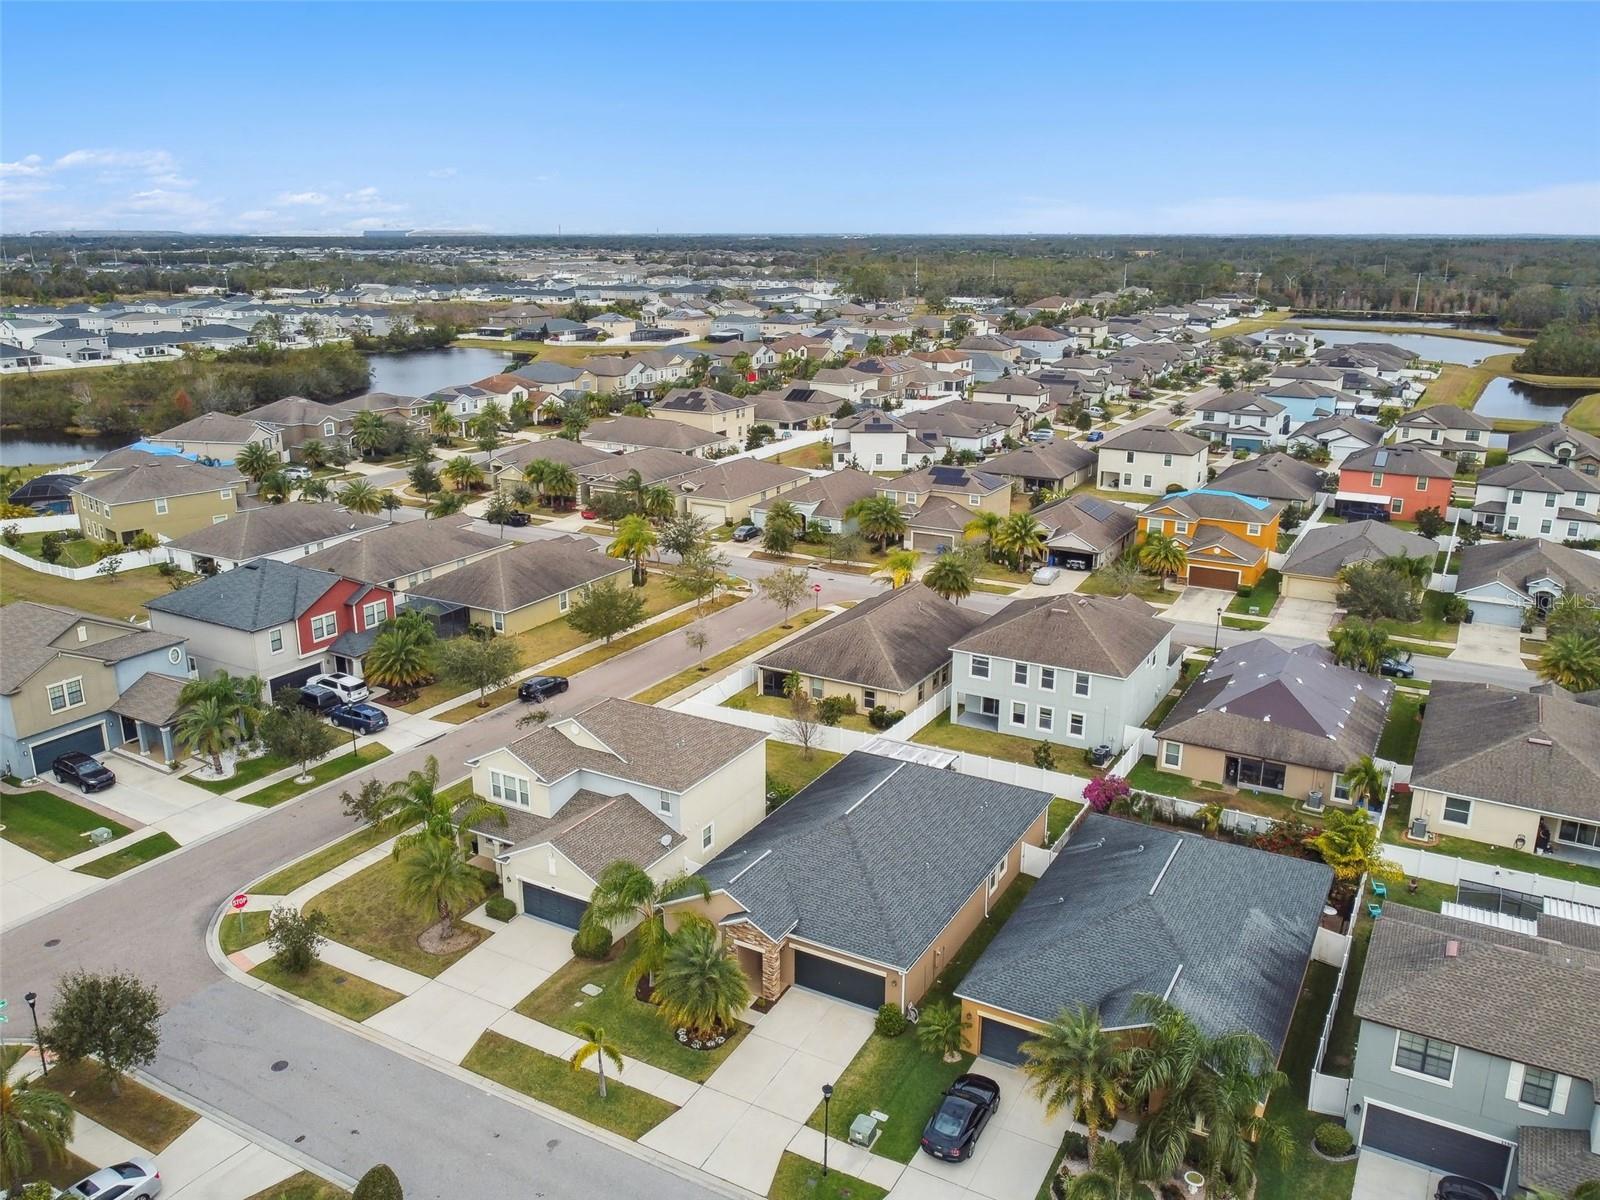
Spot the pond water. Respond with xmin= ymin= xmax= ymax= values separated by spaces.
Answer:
xmin=1299 ymin=326 xmax=1513 ymax=366
xmin=1292 ymin=318 xmax=1474 ymax=330
xmin=364 ymin=347 xmax=515 ymax=396
xmin=1472 ymin=378 xmax=1592 ymax=422
xmin=0 ymin=434 xmax=131 ymax=468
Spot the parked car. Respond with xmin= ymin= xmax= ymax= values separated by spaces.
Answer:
xmin=1086 ymin=430 xmax=1104 ymax=442
xmin=580 ymin=507 xmax=598 ymax=520
xmin=51 ymin=751 xmax=116 ymax=793
xmin=920 ymin=1074 xmax=1000 ymax=1162
xmin=1028 ymin=429 xmax=1054 ymax=443
xmin=63 ymin=1155 xmax=162 ymax=1199
xmin=503 ymin=511 xmax=532 ymax=527
xmin=1031 ymin=565 xmax=1061 ymax=585
xmin=282 ymin=465 xmax=312 ymax=482
xmin=731 ymin=523 xmax=760 ymax=542
xmin=1434 ymin=1179 xmax=1497 ymax=1200
xmin=296 ymin=683 xmax=342 ymax=712
xmin=305 ymin=672 xmax=369 ymax=703
xmin=1332 ymin=499 xmax=1392 ymax=522
xmin=518 ymin=675 xmax=570 ymax=703
xmin=1379 ymin=654 xmax=1416 ymax=679
xmin=328 ymin=703 xmax=389 ymax=734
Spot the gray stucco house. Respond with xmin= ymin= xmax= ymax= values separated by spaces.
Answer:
xmin=1453 ymin=538 xmax=1600 ymax=628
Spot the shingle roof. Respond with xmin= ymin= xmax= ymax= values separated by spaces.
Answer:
xmin=298 ymin=514 xmax=504 ymax=584
xmin=409 ymin=537 xmax=625 ymax=613
xmin=1280 ymin=520 xmax=1438 ymax=581
xmin=74 ymin=459 xmax=242 ymax=504
xmin=1156 ymin=639 xmax=1392 ymax=773
xmin=577 ymin=447 xmax=709 ymax=488
xmin=496 ymin=698 xmax=765 ymax=793
xmin=954 ymin=594 xmax=1170 ymax=677
xmin=1031 ymin=494 xmax=1139 ymax=551
xmin=692 ymin=752 xmax=1051 ymax=969
xmin=0 ymin=604 xmax=184 ymax=694
xmin=146 ymin=559 xmax=342 ymax=631
xmin=957 ymin=813 xmax=1330 ymax=1053
xmin=1292 ymin=415 xmax=1384 ymax=447
xmin=656 ymin=387 xmax=750 ymax=415
xmin=1141 ymin=488 xmax=1280 ymax=524
xmin=1518 ymin=1127 xmax=1600 ymax=1195
xmin=583 ymin=415 xmax=722 ymax=452
xmin=1343 ymin=443 xmax=1455 ymax=480
xmin=1096 ymin=426 xmax=1209 ymax=456
xmin=109 ymin=672 xmax=188 ymax=727
xmin=1409 ymin=680 xmax=1600 ymax=822
xmin=151 ymin=411 xmax=276 ymax=444
xmin=164 ymin=502 xmax=382 ymax=559
xmin=1509 ymin=422 xmax=1600 ymax=461
xmin=761 ymin=468 xmax=879 ymax=519
xmin=1399 ymin=404 xmax=1494 ymax=431
xmin=1198 ymin=390 xmax=1286 ymax=416
xmin=677 ymin=458 xmax=808 ymax=502
xmin=1208 ymin=455 xmax=1326 ymax=504
xmin=885 ymin=463 xmax=1007 ymax=495
xmin=980 ymin=440 xmax=1096 ymax=482
xmin=1454 ymin=538 xmax=1600 ymax=599
xmin=248 ymin=396 xmax=343 ymax=428
xmin=490 ymin=437 xmax=613 ymax=473
xmin=1477 ymin=459 xmax=1600 ymax=494
xmin=757 ymin=583 xmax=984 ymax=692
xmin=1355 ymin=904 xmax=1600 ymax=1086
xmin=465 ymin=788 xmax=683 ymax=880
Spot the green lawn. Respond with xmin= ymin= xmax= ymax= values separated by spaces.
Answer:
xmin=1229 ymin=568 xmax=1280 ymax=617
xmin=1222 ymin=614 xmax=1269 ymax=631
xmin=768 ymin=1152 xmax=888 ymax=1200
xmin=74 ymin=832 xmax=180 ymax=877
xmin=810 ymin=877 xmax=1035 ymax=1162
xmin=770 ymin=441 xmax=832 ymax=470
xmin=766 ymin=742 xmax=842 ymax=797
xmin=1372 ymin=591 xmax=1461 ymax=645
xmin=255 ymin=820 xmax=398 ymax=895
xmin=1379 ymin=800 xmax=1600 ymax=889
xmin=728 ymin=685 xmax=875 ymax=731
xmin=0 ymin=561 xmax=173 ymax=619
xmin=220 ymin=909 xmax=272 ymax=954
xmin=190 ymin=749 xmax=298 ymax=794
xmin=244 ymin=1171 xmax=349 ymax=1200
xmin=307 ymin=855 xmax=494 ymax=976
xmin=43 ymin=1058 xmax=199 ymax=1152
xmin=1323 ymin=913 xmax=1370 ymax=1078
xmin=1048 ymin=797 xmax=1084 ymax=842
xmin=912 ymin=710 xmax=1047 ymax=767
xmin=1376 ymin=691 xmax=1425 ymax=765
xmin=1255 ymin=961 xmax=1357 ymax=1200
xmin=241 ymin=745 xmax=391 ymax=808
xmin=516 ymin=942 xmax=747 ymax=1082
xmin=1143 ymin=679 xmax=1190 ymax=730
xmin=0 ymin=789 xmax=129 ymax=860
xmin=631 ymin=606 xmax=832 ymax=704
xmin=251 ymin=957 xmax=405 ymax=1021
xmin=7 ymin=531 xmax=105 ymax=567
xmin=462 ymin=1030 xmax=676 ymax=1139
xmin=1076 ymin=565 xmax=1172 ymax=604
xmin=1126 ymin=757 xmax=1318 ymax=824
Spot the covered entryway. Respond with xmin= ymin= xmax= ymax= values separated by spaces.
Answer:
xmin=1359 ymin=1103 xmax=1512 ymax=1190
xmin=977 ymin=1016 xmax=1035 ymax=1065
xmin=1187 ymin=564 xmax=1240 ymax=590
xmin=520 ymin=881 xmax=588 ymax=929
xmin=793 ymin=949 xmax=885 ymax=1009
xmin=29 ymin=722 xmax=109 ymax=776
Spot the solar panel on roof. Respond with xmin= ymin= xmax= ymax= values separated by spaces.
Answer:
xmin=1077 ymin=497 xmax=1116 ymax=521
xmin=1373 ymin=450 xmax=1389 ymax=467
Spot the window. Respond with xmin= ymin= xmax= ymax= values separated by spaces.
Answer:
xmin=1545 ymin=492 xmax=1558 ymax=507
xmin=1073 ymin=672 xmax=1091 ymax=697
xmin=701 ymin=823 xmax=715 ymax=851
xmin=212 ymin=514 xmax=228 ymax=524
xmin=988 ymin=856 xmax=1007 ymax=895
xmin=1540 ymin=520 xmax=1552 ymax=535
xmin=1246 ymin=523 xmax=1261 ymax=537
xmin=1146 ymin=518 xmax=1165 ymax=534
xmin=1333 ymin=774 xmax=1351 ymax=802
xmin=310 ymin=613 xmax=337 ymax=641
xmin=809 ymin=679 xmax=823 ymax=700
xmin=1068 ymin=712 xmax=1085 ymax=737
xmin=558 ymin=591 xmax=569 ymax=613
xmin=492 ymin=611 xmax=505 ymax=633
xmin=1520 ymin=1067 xmax=1557 ymax=1110
xmin=221 ymin=488 xmax=233 ymax=500
xmin=1163 ymin=453 xmax=1173 ymax=467
xmin=863 ymin=689 xmax=877 ymax=709
xmin=1235 ymin=757 xmax=1288 ymax=791
xmin=1569 ymin=523 xmax=1581 ymax=538
xmin=1371 ymin=472 xmax=1384 ymax=487
xmin=269 ymin=629 xmax=284 ymax=654
xmin=1038 ymin=707 xmax=1053 ymax=731
xmin=1416 ymin=477 xmax=1428 ymax=492
xmin=1390 ymin=498 xmax=1404 ymax=515
xmin=154 ymin=497 xmax=169 ymax=515
xmin=658 ymin=795 xmax=672 ymax=815
xmin=1010 ymin=701 xmax=1027 ymax=727
xmin=971 ymin=655 xmax=990 ymax=679
xmin=1125 ymin=451 xmax=1135 ymax=464
xmin=489 ymin=770 xmax=531 ymax=807
xmin=361 ymin=600 xmax=386 ymax=629
xmin=1442 ymin=796 xmax=1472 ymax=825
xmin=1040 ymin=667 xmax=1055 ymax=690
xmin=1508 ymin=516 xmax=1521 ymax=531
xmin=1394 ymin=1031 xmax=1456 ymax=1082
xmin=324 ymin=421 xmax=337 ymax=436
xmin=1014 ymin=662 xmax=1029 ymax=686
xmin=1174 ymin=521 xmax=1188 ymax=535
xmin=1143 ymin=475 xmax=1152 ymax=489
xmin=46 ymin=677 xmax=86 ymax=713
xmin=1162 ymin=740 xmax=1182 ymax=768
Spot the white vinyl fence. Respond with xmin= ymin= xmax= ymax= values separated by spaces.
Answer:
xmin=0 ymin=542 xmax=169 ymax=579
xmin=0 ymin=513 xmax=81 ymax=534
xmin=1383 ymin=842 xmax=1600 ymax=909
xmin=1307 ymin=875 xmax=1365 ymax=1117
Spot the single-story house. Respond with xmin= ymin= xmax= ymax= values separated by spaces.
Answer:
xmin=981 ymin=439 xmax=1097 ymax=494
xmin=581 ymin=415 xmax=728 ymax=457
xmin=144 ymin=411 xmax=282 ymax=464
xmin=409 ymin=536 xmax=629 ymax=635
xmin=1280 ymin=520 xmax=1439 ymax=604
xmin=674 ymin=458 xmax=810 ymax=525
xmin=488 ymin=436 xmax=614 ymax=490
xmin=164 ymin=502 xmax=384 ymax=575
xmin=1452 ymin=539 xmax=1600 ymax=627
xmin=750 ymin=467 xmax=879 ymax=535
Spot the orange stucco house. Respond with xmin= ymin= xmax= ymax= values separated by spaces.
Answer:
xmin=1137 ymin=489 xmax=1282 ymax=590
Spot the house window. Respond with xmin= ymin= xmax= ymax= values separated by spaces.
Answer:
xmin=1247 ymin=523 xmax=1261 ymax=536
xmin=1545 ymin=492 xmax=1557 ymax=508
xmin=1442 ymin=796 xmax=1472 ymax=825
xmin=1073 ymin=672 xmax=1091 ymax=697
xmin=1371 ymin=472 xmax=1384 ymax=487
xmin=1390 ymin=498 xmax=1404 ymax=515
xmin=269 ymin=629 xmax=284 ymax=654
xmin=310 ymin=613 xmax=338 ymax=641
xmin=1520 ymin=1067 xmax=1557 ymax=1110
xmin=658 ymin=795 xmax=672 ymax=815
xmin=1333 ymin=774 xmax=1351 ymax=802
xmin=361 ymin=600 xmax=387 ymax=629
xmin=221 ymin=488 xmax=233 ymax=500
xmin=863 ymin=689 xmax=877 ymax=709
xmin=1508 ymin=516 xmax=1520 ymax=531
xmin=1235 ymin=757 xmax=1288 ymax=791
xmin=701 ymin=823 xmax=715 ymax=851
xmin=1143 ymin=475 xmax=1152 ymax=489
xmin=324 ymin=421 xmax=337 ymax=436
xmin=1540 ymin=520 xmax=1552 ymax=535
xmin=1038 ymin=707 xmax=1053 ymax=731
xmin=1569 ymin=523 xmax=1581 ymax=537
xmin=1147 ymin=518 xmax=1165 ymax=534
xmin=809 ymin=679 xmax=823 ymax=700
xmin=492 ymin=611 xmax=505 ymax=633
xmin=1069 ymin=712 xmax=1087 ymax=738
xmin=1394 ymin=1031 xmax=1456 ymax=1082
xmin=968 ymin=494 xmax=980 ymax=506
xmin=558 ymin=591 xmax=569 ymax=612
xmin=1040 ymin=667 xmax=1055 ymax=690
xmin=1162 ymin=740 xmax=1182 ymax=768
xmin=46 ymin=677 xmax=86 ymax=713
xmin=1010 ymin=702 xmax=1027 ymax=727
xmin=1174 ymin=521 xmax=1188 ymax=535
xmin=489 ymin=770 xmax=531 ymax=807
xmin=1014 ymin=662 xmax=1029 ymax=686
xmin=1512 ymin=490 xmax=1524 ymax=504
xmin=971 ymin=655 xmax=990 ymax=679
xmin=1125 ymin=452 xmax=1135 ymax=463
xmin=1163 ymin=454 xmax=1173 ymax=467
xmin=154 ymin=497 xmax=169 ymax=515
xmin=1416 ymin=477 xmax=1428 ymax=492
xmin=988 ymin=856 xmax=1007 ymax=896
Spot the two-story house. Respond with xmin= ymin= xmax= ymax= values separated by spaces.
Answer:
xmin=1095 ymin=427 xmax=1209 ymax=494
xmin=1287 ymin=414 xmax=1385 ymax=467
xmin=831 ymin=410 xmax=920 ymax=471
xmin=462 ymin=699 xmax=767 ymax=928
xmin=144 ymin=411 xmax=283 ymax=464
xmin=1 ymin=603 xmax=190 ymax=777
xmin=73 ymin=456 xmax=244 ymax=545
xmin=146 ymin=559 xmax=396 ymax=696
xmin=653 ymin=387 xmax=756 ymax=447
xmin=1396 ymin=404 xmax=1495 ymax=461
xmin=949 ymin=594 xmax=1179 ymax=752
xmin=1187 ymin=390 xmax=1292 ymax=451
xmin=1337 ymin=444 xmax=1455 ymax=522
xmin=246 ymin=395 xmax=354 ymax=459
xmin=1137 ymin=488 xmax=1282 ymax=590
xmin=1452 ymin=538 xmax=1600 ymax=627
xmin=879 ymin=464 xmax=1013 ymax=553
xmin=164 ymin=502 xmax=384 ymax=576
xmin=1346 ymin=903 xmax=1600 ymax=1195
xmin=297 ymin=513 xmax=508 ymax=599
xmin=1507 ymin=423 xmax=1600 ymax=478
xmin=1472 ymin=461 xmax=1600 ymax=542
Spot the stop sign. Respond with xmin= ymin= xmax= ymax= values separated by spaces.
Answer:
xmin=231 ymin=893 xmax=249 ymax=911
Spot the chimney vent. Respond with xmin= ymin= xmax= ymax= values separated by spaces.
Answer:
xmin=1444 ymin=940 xmax=1460 ymax=958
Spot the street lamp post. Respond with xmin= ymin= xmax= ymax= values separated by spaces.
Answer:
xmin=821 ymin=1083 xmax=834 ymax=1175
xmin=24 ymin=991 xmax=45 ymax=1076
xmin=1214 ymin=605 xmax=1223 ymax=652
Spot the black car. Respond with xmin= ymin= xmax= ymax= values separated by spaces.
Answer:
xmin=1379 ymin=655 xmax=1416 ymax=679
xmin=920 ymin=1073 xmax=1000 ymax=1162
xmin=1434 ymin=1177 xmax=1498 ymax=1200
xmin=731 ymin=523 xmax=760 ymax=542
xmin=504 ymin=511 xmax=532 ymax=527
xmin=297 ymin=684 xmax=341 ymax=712
xmin=328 ymin=703 xmax=389 ymax=734
xmin=52 ymin=751 xmax=116 ymax=793
xmin=518 ymin=675 xmax=570 ymax=702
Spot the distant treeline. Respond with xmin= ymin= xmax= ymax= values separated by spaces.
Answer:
xmin=1514 ymin=321 xmax=1600 ymax=378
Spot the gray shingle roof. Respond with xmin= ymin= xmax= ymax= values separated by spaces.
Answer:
xmin=1343 ymin=443 xmax=1455 ymax=480
xmin=465 ymin=788 xmax=683 ymax=880
xmin=1209 ymin=454 xmax=1326 ymax=505
xmin=1454 ymin=538 xmax=1600 ymax=599
xmin=656 ymin=387 xmax=750 ymax=415
xmin=74 ymin=459 xmax=243 ymax=504
xmin=409 ymin=537 xmax=626 ymax=613
xmin=109 ymin=672 xmax=188 ymax=727
xmin=164 ymin=502 xmax=382 ymax=559
xmin=1096 ymin=426 xmax=1209 ymax=456
xmin=146 ymin=559 xmax=342 ymax=631
xmin=957 ymin=813 xmax=1330 ymax=1053
xmin=1280 ymin=520 xmax=1438 ymax=581
xmin=577 ymin=447 xmax=708 ymax=488
xmin=0 ymin=604 xmax=184 ymax=694
xmin=490 ymin=437 xmax=613 ymax=473
xmin=955 ymin=594 xmax=1170 ymax=677
xmin=1508 ymin=422 xmax=1600 ymax=461
xmin=151 ymin=411 xmax=276 ymax=443
xmin=677 ymin=458 xmax=808 ymax=502
xmin=1031 ymin=494 xmax=1138 ymax=552
xmin=1477 ymin=459 xmax=1600 ymax=494
xmin=761 ymin=468 xmax=879 ymax=520
xmin=298 ymin=514 xmax=504 ymax=584
xmin=1518 ymin=1127 xmax=1600 ymax=1195
xmin=584 ymin=415 xmax=721 ymax=451
xmin=692 ymin=752 xmax=1051 ymax=969
xmin=981 ymin=440 xmax=1096 ymax=483
xmin=1399 ymin=404 xmax=1494 ymax=431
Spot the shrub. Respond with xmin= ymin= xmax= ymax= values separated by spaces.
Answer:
xmin=1439 ymin=594 xmax=1468 ymax=624
xmin=1058 ymin=1129 xmax=1090 ymax=1160
xmin=38 ymin=531 xmax=64 ymax=563
xmin=1166 ymin=482 xmax=1185 ymax=493
xmin=1235 ymin=585 xmax=1253 ymax=598
xmin=816 ymin=695 xmax=857 ymax=726
xmin=1084 ymin=773 xmax=1130 ymax=813
xmin=867 ymin=705 xmax=904 ymax=730
xmin=765 ymin=774 xmax=794 ymax=811
xmin=571 ymin=921 xmax=613 ymax=960
xmin=1032 ymin=742 xmax=1056 ymax=770
xmin=130 ymin=530 xmax=160 ymax=551
xmin=268 ymin=905 xmax=329 ymax=974
xmin=0 ymin=523 xmax=19 ymax=548
xmin=352 ymin=1164 xmax=403 ymax=1200
xmin=874 ymin=1003 xmax=908 ymax=1038
xmin=484 ymin=895 xmax=516 ymax=922
xmin=1313 ymin=1122 xmax=1354 ymax=1156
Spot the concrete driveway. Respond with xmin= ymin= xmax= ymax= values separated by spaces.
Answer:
xmin=1264 ymin=597 xmax=1336 ymax=641
xmin=1451 ymin=621 xmax=1526 ymax=668
xmin=1352 ymin=1150 xmax=1442 ymax=1200
xmin=1159 ymin=585 xmax=1235 ymax=626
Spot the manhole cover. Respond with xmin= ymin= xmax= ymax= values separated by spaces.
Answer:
xmin=271 ymin=1060 xmax=288 ymax=1072
xmin=44 ymin=939 xmax=60 ymax=948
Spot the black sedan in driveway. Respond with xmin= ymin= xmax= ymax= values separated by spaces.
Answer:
xmin=52 ymin=751 xmax=116 ymax=793
xmin=1434 ymin=1177 xmax=1498 ymax=1200
xmin=518 ymin=675 xmax=570 ymax=702
xmin=328 ymin=703 xmax=389 ymax=734
xmin=920 ymin=1073 xmax=1000 ymax=1162
xmin=1379 ymin=654 xmax=1416 ymax=678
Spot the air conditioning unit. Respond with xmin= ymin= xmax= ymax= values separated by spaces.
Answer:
xmin=1409 ymin=816 xmax=1430 ymax=841
xmin=1305 ymin=789 xmax=1324 ymax=812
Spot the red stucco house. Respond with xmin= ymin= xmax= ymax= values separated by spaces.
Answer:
xmin=1337 ymin=444 xmax=1455 ymax=522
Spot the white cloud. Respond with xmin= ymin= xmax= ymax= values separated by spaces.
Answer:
xmin=235 ymin=209 xmax=279 ymax=224
xmin=1 ymin=155 xmax=46 ymax=177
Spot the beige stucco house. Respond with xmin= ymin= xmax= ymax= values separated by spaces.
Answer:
xmin=144 ymin=411 xmax=283 ymax=463
xmin=408 ymin=536 xmax=628 ymax=635
xmin=73 ymin=458 xmax=243 ymax=544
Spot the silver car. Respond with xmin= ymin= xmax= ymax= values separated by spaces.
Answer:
xmin=64 ymin=1156 xmax=162 ymax=1199
xmin=1031 ymin=566 xmax=1062 ymax=585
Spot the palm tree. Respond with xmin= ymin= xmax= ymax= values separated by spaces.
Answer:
xmin=1329 ymin=618 xmax=1389 ymax=675
xmin=542 ymin=462 xmax=578 ymax=509
xmin=337 ymin=479 xmax=383 ymax=515
xmin=923 ymin=551 xmax=974 ymax=603
xmin=0 ymin=1045 xmax=75 ymax=1190
xmin=479 ymin=399 xmax=506 ymax=431
xmin=764 ymin=499 xmax=803 ymax=543
xmin=236 ymin=442 xmax=282 ymax=483
xmin=846 ymin=495 xmax=908 ymax=552
xmin=1342 ymin=754 xmax=1388 ymax=810
xmin=558 ymin=398 xmax=590 ymax=441
xmin=379 ymin=755 xmax=501 ymax=854
xmin=424 ymin=401 xmax=457 ymax=444
xmin=608 ymin=514 xmax=658 ymax=586
xmin=652 ymin=922 xmax=751 ymax=1038
xmin=178 ymin=670 xmax=262 ymax=740
xmin=914 ymin=1002 xmax=969 ymax=1063
xmin=995 ymin=512 xmax=1047 ymax=571
xmin=881 ymin=548 xmax=920 ymax=588
xmin=300 ymin=477 xmax=332 ymax=502
xmin=582 ymin=861 xmax=711 ymax=990
xmin=1137 ymin=531 xmax=1188 ymax=592
xmin=1019 ymin=1005 xmax=1127 ymax=1165
xmin=441 ymin=455 xmax=486 ymax=493
xmin=257 ymin=471 xmax=293 ymax=504
xmin=1060 ymin=1141 xmax=1146 ymax=1200
xmin=397 ymin=835 xmax=482 ymax=939
xmin=1378 ymin=551 xmax=1432 ymax=591
xmin=175 ymin=695 xmax=244 ymax=775
xmin=427 ymin=490 xmax=467 ymax=519
xmin=1538 ymin=632 xmax=1600 ymax=692
xmin=568 ymin=1023 xmax=624 ymax=1100
xmin=639 ymin=484 xmax=675 ymax=521
xmin=364 ymin=622 xmax=435 ymax=701
xmin=963 ymin=510 xmax=1004 ymax=562
xmin=350 ymin=411 xmax=390 ymax=460
xmin=299 ymin=440 xmax=328 ymax=470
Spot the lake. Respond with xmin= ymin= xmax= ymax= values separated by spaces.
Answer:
xmin=1299 ymin=326 xmax=1514 ymax=366
xmin=1472 ymin=378 xmax=1592 ymax=422
xmin=364 ymin=347 xmax=515 ymax=396
xmin=0 ymin=434 xmax=131 ymax=468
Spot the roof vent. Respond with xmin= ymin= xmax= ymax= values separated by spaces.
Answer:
xmin=1528 ymin=736 xmax=1553 ymax=747
xmin=76 ymin=624 xmax=89 ymax=642
xmin=1444 ymin=939 xmax=1459 ymax=958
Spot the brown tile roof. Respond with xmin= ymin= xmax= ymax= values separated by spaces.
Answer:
xmin=955 ymin=593 xmax=1170 ymax=677
xmin=465 ymin=788 xmax=683 ymax=880
xmin=410 ymin=537 xmax=626 ymax=613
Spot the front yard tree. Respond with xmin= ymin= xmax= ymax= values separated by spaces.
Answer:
xmin=923 ymin=551 xmax=974 ymax=603
xmin=568 ymin=1024 xmax=624 ymax=1100
xmin=1060 ymin=1142 xmax=1147 ymax=1200
xmin=846 ymin=495 xmax=908 ymax=552
xmin=607 ymin=514 xmax=658 ymax=586
xmin=377 ymin=755 xmax=502 ymax=854
xmin=337 ymin=479 xmax=383 ymax=515
xmin=671 ymin=543 xmax=731 ymax=611
xmin=268 ymin=905 xmax=330 ymax=974
xmin=757 ymin=567 xmax=809 ymax=627
xmin=659 ymin=511 xmax=710 ymax=559
xmin=1538 ymin=632 xmax=1600 ymax=692
xmin=260 ymin=704 xmax=341 ymax=783
xmin=175 ymin=695 xmax=246 ymax=776
xmin=915 ymin=1002 xmax=971 ymax=1065
xmin=1329 ymin=617 xmax=1391 ymax=674
xmin=565 ymin=578 xmax=647 ymax=644
xmin=236 ymin=442 xmax=282 ymax=483
xmin=0 ymin=1046 xmax=75 ymax=1190
xmin=441 ymin=456 xmax=485 ymax=493
xmin=1019 ymin=1004 xmax=1126 ymax=1166
xmin=684 ymin=623 xmax=710 ymax=666
xmin=1137 ymin=531 xmax=1187 ymax=591
xmin=760 ymin=499 xmax=802 ymax=554
xmin=882 ymin=548 xmax=920 ymax=588
xmin=364 ymin=619 xmax=435 ymax=702
xmin=652 ymin=922 xmax=750 ymax=1039
xmin=433 ymin=634 xmax=523 ymax=706
xmin=483 ymin=491 xmax=518 ymax=535
xmin=1413 ymin=505 xmax=1447 ymax=538
xmin=962 ymin=510 xmax=1003 ymax=562
xmin=397 ymin=835 xmax=480 ymax=940
xmin=1337 ymin=561 xmax=1421 ymax=623
xmin=582 ymin=862 xmax=711 ymax=990
xmin=44 ymin=970 xmax=162 ymax=1093
xmin=996 ymin=512 xmax=1047 ymax=571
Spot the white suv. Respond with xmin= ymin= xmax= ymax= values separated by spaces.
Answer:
xmin=306 ymin=672 xmax=369 ymax=703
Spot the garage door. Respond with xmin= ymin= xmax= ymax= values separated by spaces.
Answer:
xmin=978 ymin=1017 xmax=1034 ymax=1065
xmin=1188 ymin=565 xmax=1240 ymax=590
xmin=1049 ymin=549 xmax=1095 ymax=570
xmin=793 ymin=950 xmax=884 ymax=1009
xmin=520 ymin=881 xmax=588 ymax=929
xmin=1282 ymin=574 xmax=1337 ymax=604
xmin=269 ymin=664 xmax=322 ymax=698
xmin=1361 ymin=1104 xmax=1511 ymax=1188
xmin=31 ymin=723 xmax=108 ymax=775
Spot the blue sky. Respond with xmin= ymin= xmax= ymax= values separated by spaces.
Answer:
xmin=3 ymin=2 xmax=1597 ymax=235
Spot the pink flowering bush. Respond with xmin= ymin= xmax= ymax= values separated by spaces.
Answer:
xmin=1084 ymin=774 xmax=1130 ymax=813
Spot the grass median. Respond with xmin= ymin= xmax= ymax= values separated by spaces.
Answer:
xmin=0 ymin=790 xmax=129 ymax=860
xmin=462 ymin=1031 xmax=676 ymax=1139
xmin=74 ymin=832 xmax=180 ymax=878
